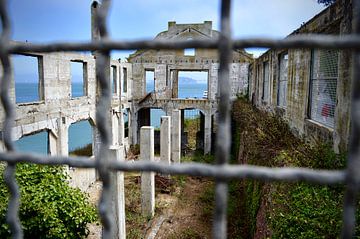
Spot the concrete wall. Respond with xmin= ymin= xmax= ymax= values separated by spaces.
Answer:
xmin=128 ymin=21 xmax=253 ymax=153
xmin=0 ymin=50 xmax=132 ymax=191
xmin=249 ymin=0 xmax=352 ymax=152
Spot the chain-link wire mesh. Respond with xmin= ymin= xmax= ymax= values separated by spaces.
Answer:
xmin=0 ymin=0 xmax=360 ymax=238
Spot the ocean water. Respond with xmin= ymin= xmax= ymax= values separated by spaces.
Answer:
xmin=14 ymin=82 xmax=207 ymax=154
xmin=15 ymin=83 xmax=91 ymax=154
xmin=146 ymin=83 xmax=207 ymax=128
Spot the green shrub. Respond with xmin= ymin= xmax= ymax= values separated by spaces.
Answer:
xmin=0 ymin=163 xmax=97 ymax=239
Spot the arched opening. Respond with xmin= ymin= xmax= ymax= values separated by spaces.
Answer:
xmin=15 ymin=130 xmax=49 ymax=155
xmin=68 ymin=120 xmax=93 ymax=156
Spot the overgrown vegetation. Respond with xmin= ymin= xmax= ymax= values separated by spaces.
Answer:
xmin=184 ymin=117 xmax=200 ymax=150
xmin=69 ymin=143 xmax=92 ymax=156
xmin=0 ymin=163 xmax=97 ymax=238
xmin=229 ymin=98 xmax=358 ymax=238
xmin=124 ymin=174 xmax=148 ymax=239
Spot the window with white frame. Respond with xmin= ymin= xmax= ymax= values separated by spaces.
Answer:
xmin=309 ymin=49 xmax=339 ymax=128
xmin=277 ymin=52 xmax=288 ymax=108
xmin=262 ymin=61 xmax=270 ymax=102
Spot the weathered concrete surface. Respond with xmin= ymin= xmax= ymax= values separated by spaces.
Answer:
xmin=0 ymin=51 xmax=132 ymax=190
xmin=128 ymin=21 xmax=253 ymax=153
xmin=140 ymin=126 xmax=155 ymax=218
xmin=109 ymin=145 xmax=126 ymax=239
xmin=171 ymin=110 xmax=181 ymax=163
xmin=249 ymin=0 xmax=353 ymax=152
xmin=160 ymin=116 xmax=171 ymax=165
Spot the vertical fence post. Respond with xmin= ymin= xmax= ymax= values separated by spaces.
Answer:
xmin=140 ymin=126 xmax=155 ymax=218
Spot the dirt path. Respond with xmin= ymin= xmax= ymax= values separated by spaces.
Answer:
xmin=154 ymin=177 xmax=213 ymax=239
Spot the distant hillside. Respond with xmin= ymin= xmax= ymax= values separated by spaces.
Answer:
xmin=179 ymin=77 xmax=206 ymax=85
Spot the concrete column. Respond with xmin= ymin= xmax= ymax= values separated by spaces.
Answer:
xmin=160 ymin=116 xmax=171 ymax=165
xmin=171 ymin=110 xmax=181 ymax=163
xmin=130 ymin=109 xmax=138 ymax=145
xmin=57 ymin=116 xmax=69 ymax=156
xmin=0 ymin=140 xmax=5 ymax=152
xmin=48 ymin=131 xmax=58 ymax=156
xmin=111 ymin=108 xmax=120 ymax=146
xmin=204 ymin=112 xmax=212 ymax=154
xmin=109 ymin=145 xmax=126 ymax=239
xmin=140 ymin=126 xmax=155 ymax=218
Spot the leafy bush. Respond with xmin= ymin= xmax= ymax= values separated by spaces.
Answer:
xmin=0 ymin=163 xmax=97 ymax=238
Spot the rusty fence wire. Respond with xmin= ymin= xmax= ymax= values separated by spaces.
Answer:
xmin=0 ymin=0 xmax=360 ymax=238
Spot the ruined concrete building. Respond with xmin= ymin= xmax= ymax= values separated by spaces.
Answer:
xmin=127 ymin=21 xmax=252 ymax=154
xmin=0 ymin=1 xmax=354 ymax=191
xmin=249 ymin=1 xmax=352 ymax=153
xmin=0 ymin=20 xmax=252 ymax=189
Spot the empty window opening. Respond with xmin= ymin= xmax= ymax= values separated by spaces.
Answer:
xmin=146 ymin=70 xmax=155 ymax=93
xmin=15 ymin=130 xmax=49 ymax=155
xmin=70 ymin=61 xmax=86 ymax=98
xmin=13 ymin=54 xmax=43 ymax=104
xmin=182 ymin=109 xmax=203 ymax=154
xmin=137 ymin=108 xmax=165 ymax=154
xmin=69 ymin=120 xmax=93 ymax=156
xmin=123 ymin=108 xmax=129 ymax=138
xmin=111 ymin=65 xmax=118 ymax=95
xmin=309 ymin=49 xmax=339 ymax=128
xmin=151 ymin=108 xmax=166 ymax=154
xmin=277 ymin=53 xmax=288 ymax=108
xmin=178 ymin=71 xmax=208 ymax=99
xmin=262 ymin=61 xmax=270 ymax=102
xmin=184 ymin=38 xmax=195 ymax=56
xmin=184 ymin=48 xmax=195 ymax=56
xmin=150 ymin=108 xmax=166 ymax=129
xmin=122 ymin=67 xmax=128 ymax=93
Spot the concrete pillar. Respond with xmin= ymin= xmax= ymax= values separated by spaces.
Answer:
xmin=109 ymin=145 xmax=126 ymax=239
xmin=130 ymin=109 xmax=138 ymax=145
xmin=0 ymin=140 xmax=5 ymax=152
xmin=118 ymin=107 xmax=124 ymax=146
xmin=204 ymin=112 xmax=212 ymax=154
xmin=111 ymin=108 xmax=120 ymax=146
xmin=171 ymin=110 xmax=181 ymax=163
xmin=48 ymin=131 xmax=58 ymax=156
xmin=57 ymin=116 xmax=69 ymax=156
xmin=140 ymin=126 xmax=155 ymax=218
xmin=160 ymin=116 xmax=171 ymax=165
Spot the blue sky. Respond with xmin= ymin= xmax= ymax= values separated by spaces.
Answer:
xmin=9 ymin=0 xmax=325 ymax=80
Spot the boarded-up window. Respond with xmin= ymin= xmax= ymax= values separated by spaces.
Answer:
xmin=262 ymin=61 xmax=270 ymax=102
xmin=277 ymin=53 xmax=288 ymax=108
xmin=310 ymin=49 xmax=338 ymax=128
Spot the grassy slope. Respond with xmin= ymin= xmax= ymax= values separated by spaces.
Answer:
xmin=229 ymin=98 xmax=357 ymax=238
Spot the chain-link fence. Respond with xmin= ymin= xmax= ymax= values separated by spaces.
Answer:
xmin=0 ymin=0 xmax=360 ymax=238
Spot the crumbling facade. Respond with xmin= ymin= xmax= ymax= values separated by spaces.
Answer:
xmin=249 ymin=1 xmax=352 ymax=153
xmin=0 ymin=51 xmax=132 ymax=190
xmin=0 ymin=21 xmax=252 ymax=190
xmin=128 ymin=21 xmax=252 ymax=154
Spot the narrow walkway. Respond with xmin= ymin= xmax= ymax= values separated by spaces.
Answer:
xmin=151 ymin=177 xmax=213 ymax=239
